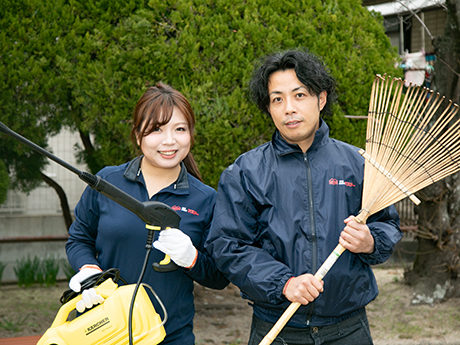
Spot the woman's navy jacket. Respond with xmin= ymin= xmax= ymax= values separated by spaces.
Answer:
xmin=66 ymin=157 xmax=228 ymax=344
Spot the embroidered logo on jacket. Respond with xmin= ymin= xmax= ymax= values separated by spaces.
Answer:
xmin=171 ymin=205 xmax=199 ymax=216
xmin=329 ymin=178 xmax=355 ymax=187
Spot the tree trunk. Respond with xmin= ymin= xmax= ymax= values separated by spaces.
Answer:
xmin=79 ymin=129 xmax=105 ymax=174
xmin=404 ymin=0 xmax=460 ymax=302
xmin=41 ymin=172 xmax=73 ymax=231
xmin=404 ymin=176 xmax=460 ymax=302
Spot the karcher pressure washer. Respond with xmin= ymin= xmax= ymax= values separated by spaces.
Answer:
xmin=37 ymin=277 xmax=166 ymax=345
xmin=0 ymin=122 xmax=182 ymax=345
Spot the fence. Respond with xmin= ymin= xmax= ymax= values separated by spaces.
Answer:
xmin=394 ymin=198 xmax=418 ymax=242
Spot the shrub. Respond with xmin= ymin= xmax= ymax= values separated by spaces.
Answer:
xmin=0 ymin=161 xmax=8 ymax=205
xmin=1 ymin=0 xmax=401 ymax=189
xmin=13 ymin=255 xmax=61 ymax=287
xmin=14 ymin=256 xmax=40 ymax=288
xmin=42 ymin=254 xmax=60 ymax=287
xmin=55 ymin=0 xmax=401 ymax=187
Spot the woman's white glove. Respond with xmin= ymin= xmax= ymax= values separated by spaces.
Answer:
xmin=153 ymin=228 xmax=198 ymax=268
xmin=76 ymin=288 xmax=105 ymax=313
xmin=69 ymin=265 xmax=105 ymax=313
xmin=69 ymin=265 xmax=102 ymax=292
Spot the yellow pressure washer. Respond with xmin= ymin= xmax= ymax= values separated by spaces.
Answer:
xmin=37 ymin=276 xmax=166 ymax=345
xmin=0 ymin=122 xmax=182 ymax=344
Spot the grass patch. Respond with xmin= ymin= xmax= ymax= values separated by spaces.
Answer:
xmin=0 ymin=315 xmax=30 ymax=332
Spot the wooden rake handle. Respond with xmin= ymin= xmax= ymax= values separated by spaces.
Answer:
xmin=258 ymin=243 xmax=346 ymax=345
xmin=258 ymin=212 xmax=367 ymax=345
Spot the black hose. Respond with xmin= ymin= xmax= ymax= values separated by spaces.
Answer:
xmin=60 ymin=268 xmax=127 ymax=304
xmin=128 ymin=247 xmax=151 ymax=345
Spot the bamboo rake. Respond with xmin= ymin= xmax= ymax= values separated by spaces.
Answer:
xmin=259 ymin=74 xmax=460 ymax=345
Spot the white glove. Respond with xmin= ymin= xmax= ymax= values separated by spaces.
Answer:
xmin=76 ymin=288 xmax=105 ymax=313
xmin=69 ymin=265 xmax=102 ymax=292
xmin=153 ymin=228 xmax=198 ymax=268
xmin=69 ymin=265 xmax=105 ymax=312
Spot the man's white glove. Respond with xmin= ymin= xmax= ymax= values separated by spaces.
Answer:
xmin=153 ymin=228 xmax=198 ymax=268
xmin=69 ymin=265 xmax=105 ymax=313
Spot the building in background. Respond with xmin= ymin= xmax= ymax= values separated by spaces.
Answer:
xmin=364 ymin=0 xmax=446 ymax=86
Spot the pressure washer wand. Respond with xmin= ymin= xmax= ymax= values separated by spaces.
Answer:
xmin=0 ymin=122 xmax=161 ymax=223
xmin=0 ymin=121 xmax=180 ymax=270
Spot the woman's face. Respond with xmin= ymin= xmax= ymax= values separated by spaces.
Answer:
xmin=138 ymin=107 xmax=191 ymax=171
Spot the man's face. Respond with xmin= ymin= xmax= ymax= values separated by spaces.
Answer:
xmin=267 ymin=69 xmax=326 ymax=152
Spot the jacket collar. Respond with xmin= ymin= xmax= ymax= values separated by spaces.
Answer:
xmin=272 ymin=118 xmax=330 ymax=156
xmin=123 ymin=156 xmax=189 ymax=190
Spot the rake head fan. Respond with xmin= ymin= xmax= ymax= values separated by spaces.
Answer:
xmin=359 ymin=74 xmax=460 ymax=221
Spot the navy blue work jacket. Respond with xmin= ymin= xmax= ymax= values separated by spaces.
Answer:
xmin=206 ymin=120 xmax=401 ymax=328
xmin=66 ymin=157 xmax=228 ymax=344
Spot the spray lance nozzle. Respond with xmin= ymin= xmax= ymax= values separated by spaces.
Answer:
xmin=0 ymin=121 xmax=181 ymax=272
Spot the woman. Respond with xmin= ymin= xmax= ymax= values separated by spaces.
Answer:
xmin=66 ymin=82 xmax=228 ymax=344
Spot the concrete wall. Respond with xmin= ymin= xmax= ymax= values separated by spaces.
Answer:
xmin=0 ymin=130 xmax=86 ymax=284
xmin=0 ymin=214 xmax=70 ymax=283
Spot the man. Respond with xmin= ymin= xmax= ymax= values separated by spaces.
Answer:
xmin=205 ymin=49 xmax=401 ymax=345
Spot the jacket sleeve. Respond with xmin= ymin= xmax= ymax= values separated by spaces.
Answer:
xmin=357 ymin=205 xmax=402 ymax=265
xmin=185 ymin=193 xmax=229 ymax=290
xmin=66 ymin=186 xmax=101 ymax=271
xmin=205 ymin=164 xmax=293 ymax=306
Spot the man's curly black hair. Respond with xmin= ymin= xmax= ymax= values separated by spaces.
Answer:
xmin=249 ymin=49 xmax=337 ymax=117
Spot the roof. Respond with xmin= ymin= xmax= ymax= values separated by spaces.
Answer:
xmin=367 ymin=0 xmax=445 ymax=16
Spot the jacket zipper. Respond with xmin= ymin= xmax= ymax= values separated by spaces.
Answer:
xmin=304 ymin=152 xmax=317 ymax=325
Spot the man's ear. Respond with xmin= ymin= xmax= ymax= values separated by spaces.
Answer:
xmin=319 ymin=91 xmax=327 ymax=111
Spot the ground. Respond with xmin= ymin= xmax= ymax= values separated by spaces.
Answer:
xmin=0 ymin=268 xmax=459 ymax=345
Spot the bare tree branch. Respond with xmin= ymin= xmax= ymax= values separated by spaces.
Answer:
xmin=436 ymin=55 xmax=460 ymax=77
xmin=395 ymin=0 xmax=434 ymax=39
xmin=395 ymin=1 xmax=460 ymax=78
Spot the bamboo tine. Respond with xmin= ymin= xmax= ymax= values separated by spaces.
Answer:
xmin=383 ymin=81 xmax=420 ymax=178
xmin=404 ymin=100 xmax=458 ymax=180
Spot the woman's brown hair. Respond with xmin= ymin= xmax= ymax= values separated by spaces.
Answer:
xmin=131 ymin=82 xmax=203 ymax=182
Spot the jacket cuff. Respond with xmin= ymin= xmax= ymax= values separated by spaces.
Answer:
xmin=283 ymin=277 xmax=294 ymax=295
xmin=80 ymin=264 xmax=102 ymax=271
xmin=273 ymin=273 xmax=294 ymax=304
xmin=357 ymin=230 xmax=393 ymax=265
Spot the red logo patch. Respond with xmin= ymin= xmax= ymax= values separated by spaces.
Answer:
xmin=329 ymin=178 xmax=355 ymax=187
xmin=171 ymin=205 xmax=199 ymax=216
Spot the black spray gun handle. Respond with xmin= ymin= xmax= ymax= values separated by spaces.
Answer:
xmin=0 ymin=121 xmax=181 ymax=272
xmin=81 ymin=176 xmax=182 ymax=272
xmin=142 ymin=201 xmax=181 ymax=272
